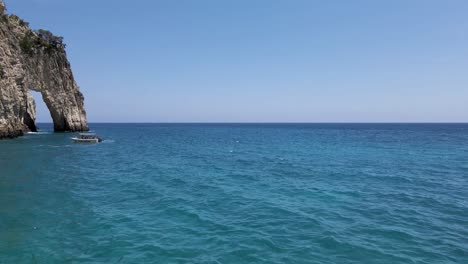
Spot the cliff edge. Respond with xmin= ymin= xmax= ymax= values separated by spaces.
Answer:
xmin=0 ymin=0 xmax=88 ymax=139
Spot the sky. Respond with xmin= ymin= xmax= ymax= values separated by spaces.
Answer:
xmin=6 ymin=0 xmax=468 ymax=122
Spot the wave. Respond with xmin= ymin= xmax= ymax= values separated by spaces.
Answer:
xmin=27 ymin=131 xmax=52 ymax=135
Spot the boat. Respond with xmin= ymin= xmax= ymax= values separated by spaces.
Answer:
xmin=71 ymin=133 xmax=102 ymax=143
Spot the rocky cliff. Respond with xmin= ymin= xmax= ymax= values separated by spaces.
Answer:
xmin=0 ymin=0 xmax=88 ymax=139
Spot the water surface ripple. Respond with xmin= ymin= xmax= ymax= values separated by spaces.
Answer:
xmin=1 ymin=123 xmax=467 ymax=263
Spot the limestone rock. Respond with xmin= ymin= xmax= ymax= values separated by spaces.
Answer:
xmin=0 ymin=0 xmax=88 ymax=139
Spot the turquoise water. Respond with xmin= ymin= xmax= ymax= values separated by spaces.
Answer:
xmin=1 ymin=123 xmax=467 ymax=263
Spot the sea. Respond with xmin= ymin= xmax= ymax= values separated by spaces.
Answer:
xmin=0 ymin=123 xmax=467 ymax=263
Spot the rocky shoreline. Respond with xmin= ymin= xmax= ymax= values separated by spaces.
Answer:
xmin=0 ymin=0 xmax=88 ymax=139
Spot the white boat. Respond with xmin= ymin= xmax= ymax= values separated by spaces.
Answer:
xmin=71 ymin=133 xmax=102 ymax=143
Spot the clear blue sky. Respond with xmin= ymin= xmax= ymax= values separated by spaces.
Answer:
xmin=6 ymin=0 xmax=468 ymax=122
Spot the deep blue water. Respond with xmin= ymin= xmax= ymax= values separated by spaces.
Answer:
xmin=1 ymin=123 xmax=467 ymax=263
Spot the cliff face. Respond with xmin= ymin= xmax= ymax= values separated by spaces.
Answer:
xmin=0 ymin=0 xmax=88 ymax=138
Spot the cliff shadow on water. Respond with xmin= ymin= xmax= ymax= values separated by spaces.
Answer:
xmin=0 ymin=0 xmax=88 ymax=139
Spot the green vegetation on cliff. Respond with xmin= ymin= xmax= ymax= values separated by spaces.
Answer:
xmin=20 ymin=29 xmax=66 ymax=55
xmin=1 ymin=3 xmax=65 ymax=56
xmin=8 ymin=14 xmax=28 ymax=27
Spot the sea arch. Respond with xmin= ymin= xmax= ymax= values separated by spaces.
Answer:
xmin=17 ymin=41 xmax=89 ymax=132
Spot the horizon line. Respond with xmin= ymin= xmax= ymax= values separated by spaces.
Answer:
xmin=35 ymin=121 xmax=468 ymax=124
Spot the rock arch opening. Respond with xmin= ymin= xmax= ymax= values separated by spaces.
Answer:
xmin=26 ymin=91 xmax=53 ymax=131
xmin=22 ymin=87 xmax=87 ymax=133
